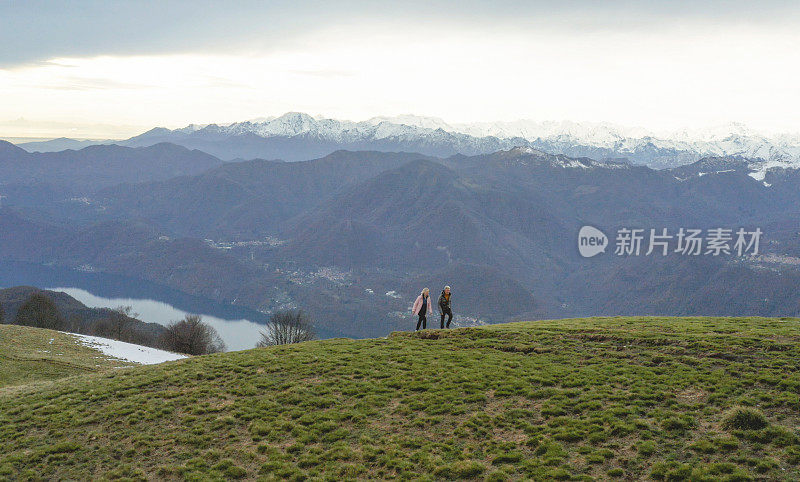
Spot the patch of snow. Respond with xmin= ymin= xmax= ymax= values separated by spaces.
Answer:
xmin=174 ymin=123 xmax=208 ymax=134
xmin=510 ymin=146 xmax=538 ymax=155
xmin=746 ymin=158 xmax=800 ymax=182
xmin=698 ymin=169 xmax=735 ymax=177
xmin=67 ymin=197 xmax=93 ymax=205
xmin=601 ymin=162 xmax=630 ymax=169
xmin=67 ymin=333 xmax=187 ymax=365
xmin=562 ymin=159 xmax=590 ymax=169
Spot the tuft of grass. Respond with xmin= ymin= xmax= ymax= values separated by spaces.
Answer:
xmin=722 ymin=407 xmax=769 ymax=431
xmin=433 ymin=460 xmax=486 ymax=479
xmin=637 ymin=440 xmax=656 ymax=457
xmin=607 ymin=467 xmax=625 ymax=477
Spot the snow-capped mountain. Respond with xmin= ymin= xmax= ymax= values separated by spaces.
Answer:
xmin=366 ymin=114 xmax=454 ymax=131
xmin=451 ymin=119 xmax=652 ymax=146
xmin=205 ymin=112 xmax=490 ymax=144
xmin=120 ymin=112 xmax=528 ymax=161
xmin=18 ymin=112 xmax=800 ymax=172
xmin=448 ymin=119 xmax=800 ymax=170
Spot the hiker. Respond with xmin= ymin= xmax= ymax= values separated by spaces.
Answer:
xmin=438 ymin=285 xmax=453 ymax=328
xmin=412 ymin=288 xmax=433 ymax=331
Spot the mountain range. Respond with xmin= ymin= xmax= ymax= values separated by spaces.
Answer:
xmin=3 ymin=138 xmax=800 ymax=338
xmin=0 ymin=140 xmax=221 ymax=189
xmin=15 ymin=112 xmax=800 ymax=170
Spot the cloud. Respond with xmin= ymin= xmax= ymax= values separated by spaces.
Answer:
xmin=288 ymin=69 xmax=354 ymax=78
xmin=45 ymin=76 xmax=149 ymax=91
xmin=0 ymin=0 xmax=316 ymax=68
xmin=2 ymin=23 xmax=799 ymax=136
xmin=2 ymin=0 xmax=799 ymax=67
xmin=2 ymin=1 xmax=799 ymax=137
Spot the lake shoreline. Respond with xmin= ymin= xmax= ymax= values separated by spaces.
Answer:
xmin=0 ymin=260 xmax=268 ymax=351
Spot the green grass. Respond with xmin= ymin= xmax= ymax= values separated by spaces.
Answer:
xmin=0 ymin=324 xmax=135 ymax=389
xmin=0 ymin=316 xmax=799 ymax=480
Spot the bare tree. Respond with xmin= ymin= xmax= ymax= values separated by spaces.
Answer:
xmin=93 ymin=306 xmax=138 ymax=341
xmin=257 ymin=310 xmax=316 ymax=347
xmin=14 ymin=293 xmax=64 ymax=330
xmin=108 ymin=305 xmax=138 ymax=341
xmin=158 ymin=314 xmax=225 ymax=355
xmin=64 ymin=313 xmax=84 ymax=333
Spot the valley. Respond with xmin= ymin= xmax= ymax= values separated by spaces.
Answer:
xmin=3 ymin=141 xmax=800 ymax=339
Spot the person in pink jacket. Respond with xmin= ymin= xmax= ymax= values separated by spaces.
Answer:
xmin=412 ymin=288 xmax=433 ymax=331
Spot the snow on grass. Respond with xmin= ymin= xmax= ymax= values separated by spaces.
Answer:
xmin=66 ymin=333 xmax=187 ymax=365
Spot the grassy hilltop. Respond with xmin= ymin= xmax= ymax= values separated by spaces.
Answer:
xmin=1 ymin=317 xmax=799 ymax=480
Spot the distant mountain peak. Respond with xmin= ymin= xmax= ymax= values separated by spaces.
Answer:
xmin=0 ymin=140 xmax=28 ymax=157
xmin=504 ymin=146 xmax=551 ymax=157
xmin=140 ymin=127 xmax=172 ymax=136
xmin=69 ymin=112 xmax=800 ymax=167
xmin=174 ymin=124 xmax=208 ymax=134
xmin=366 ymin=114 xmax=453 ymax=131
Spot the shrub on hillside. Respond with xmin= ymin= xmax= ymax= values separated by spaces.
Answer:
xmin=722 ymin=406 xmax=769 ymax=431
xmin=0 ymin=303 xmax=4 ymax=324
xmin=158 ymin=314 xmax=225 ymax=355
xmin=257 ymin=310 xmax=316 ymax=347
xmin=14 ymin=293 xmax=64 ymax=330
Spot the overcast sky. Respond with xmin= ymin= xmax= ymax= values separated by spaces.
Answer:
xmin=2 ymin=0 xmax=799 ymax=138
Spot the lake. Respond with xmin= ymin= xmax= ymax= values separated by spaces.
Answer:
xmin=50 ymin=287 xmax=266 ymax=351
xmin=0 ymin=261 xmax=269 ymax=351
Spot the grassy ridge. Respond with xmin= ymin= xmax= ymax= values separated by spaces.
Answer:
xmin=1 ymin=317 xmax=799 ymax=480
xmin=0 ymin=324 xmax=134 ymax=389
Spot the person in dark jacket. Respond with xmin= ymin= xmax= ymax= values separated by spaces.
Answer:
xmin=438 ymin=285 xmax=453 ymax=328
xmin=412 ymin=288 xmax=433 ymax=331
